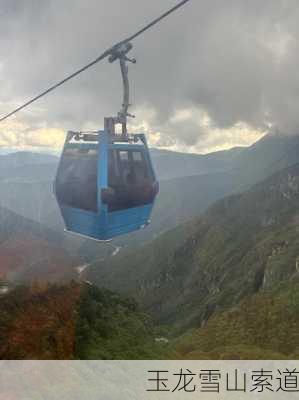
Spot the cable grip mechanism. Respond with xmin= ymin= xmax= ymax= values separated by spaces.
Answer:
xmin=105 ymin=42 xmax=136 ymax=139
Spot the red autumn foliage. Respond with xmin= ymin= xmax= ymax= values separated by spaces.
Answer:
xmin=0 ymin=282 xmax=81 ymax=359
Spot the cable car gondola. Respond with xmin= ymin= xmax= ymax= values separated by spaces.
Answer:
xmin=54 ymin=42 xmax=159 ymax=240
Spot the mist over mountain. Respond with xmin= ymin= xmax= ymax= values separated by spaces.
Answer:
xmin=0 ymin=206 xmax=78 ymax=283
xmin=150 ymin=146 xmax=244 ymax=180
xmin=1 ymin=132 xmax=299 ymax=263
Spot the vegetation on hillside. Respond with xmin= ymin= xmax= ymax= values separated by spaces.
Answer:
xmin=75 ymin=284 xmax=165 ymax=359
xmin=1 ymin=279 xmax=299 ymax=360
xmin=0 ymin=283 xmax=80 ymax=359
xmin=88 ymin=163 xmax=299 ymax=333
xmin=0 ymin=282 xmax=166 ymax=360
xmin=173 ymin=279 xmax=299 ymax=359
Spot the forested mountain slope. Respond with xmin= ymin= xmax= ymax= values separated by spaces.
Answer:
xmin=88 ymin=162 xmax=299 ymax=331
xmin=174 ymin=279 xmax=299 ymax=359
xmin=0 ymin=283 xmax=164 ymax=360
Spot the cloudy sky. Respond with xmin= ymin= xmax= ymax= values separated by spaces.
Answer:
xmin=0 ymin=0 xmax=298 ymax=154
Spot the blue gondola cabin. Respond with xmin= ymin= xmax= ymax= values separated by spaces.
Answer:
xmin=55 ymin=130 xmax=159 ymax=240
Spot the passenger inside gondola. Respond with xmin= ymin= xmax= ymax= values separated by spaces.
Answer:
xmin=102 ymin=149 xmax=156 ymax=212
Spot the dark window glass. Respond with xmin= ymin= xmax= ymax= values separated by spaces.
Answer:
xmin=132 ymin=151 xmax=149 ymax=184
xmin=56 ymin=147 xmax=98 ymax=212
xmin=102 ymin=148 xmax=156 ymax=212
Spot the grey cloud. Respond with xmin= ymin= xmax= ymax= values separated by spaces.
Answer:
xmin=0 ymin=0 xmax=299 ymax=151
